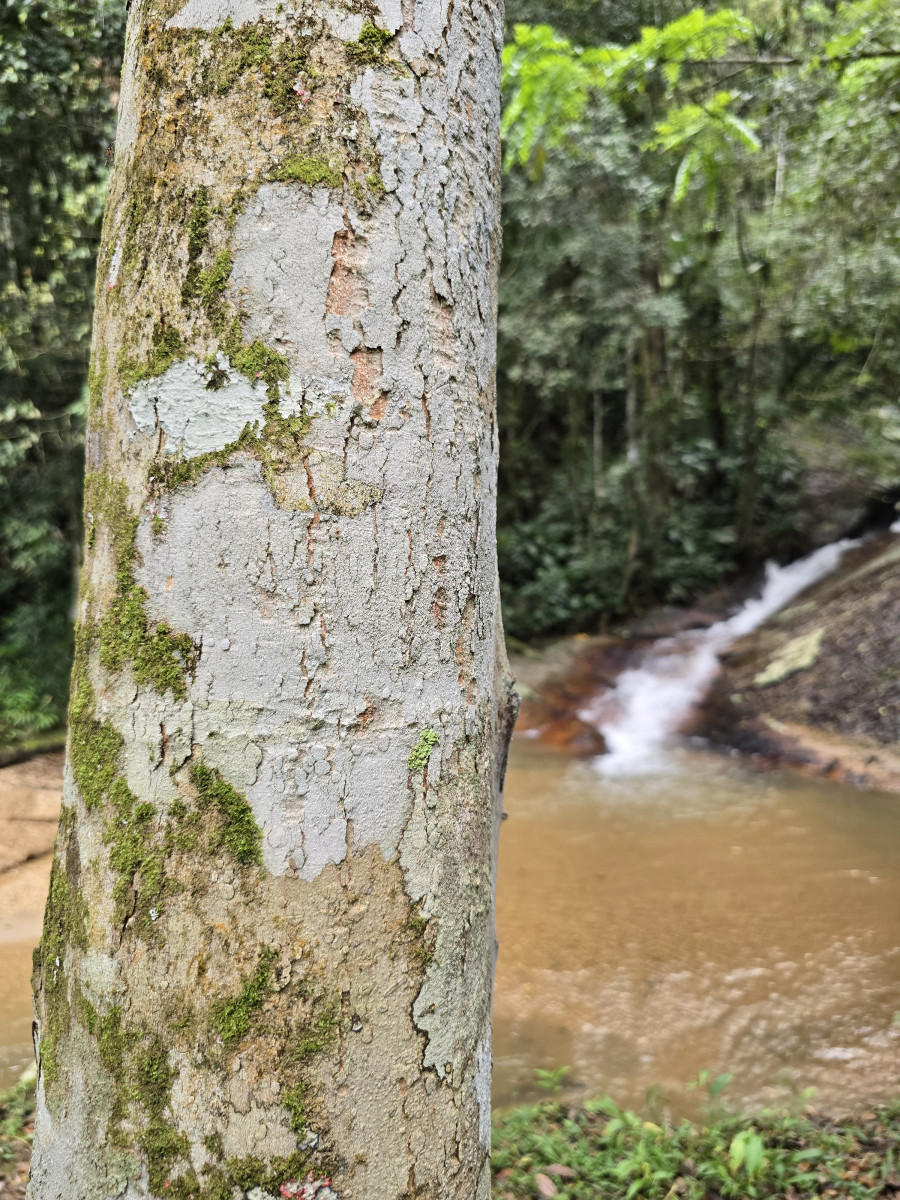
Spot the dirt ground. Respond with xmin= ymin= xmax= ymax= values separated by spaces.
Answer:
xmin=0 ymin=753 xmax=62 ymax=944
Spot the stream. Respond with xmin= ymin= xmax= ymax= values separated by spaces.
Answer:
xmin=2 ymin=540 xmax=899 ymax=1115
xmin=493 ymin=742 xmax=900 ymax=1116
xmin=495 ymin=537 xmax=900 ymax=1116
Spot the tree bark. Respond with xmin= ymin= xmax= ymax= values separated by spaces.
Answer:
xmin=29 ymin=0 xmax=512 ymax=1197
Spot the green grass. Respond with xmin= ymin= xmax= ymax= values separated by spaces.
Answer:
xmin=492 ymin=1096 xmax=900 ymax=1199
xmin=0 ymin=1071 xmax=35 ymax=1190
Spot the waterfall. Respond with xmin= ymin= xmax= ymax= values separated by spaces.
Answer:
xmin=586 ymin=538 xmax=861 ymax=776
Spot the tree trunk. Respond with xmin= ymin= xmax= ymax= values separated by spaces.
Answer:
xmin=29 ymin=1 xmax=513 ymax=1197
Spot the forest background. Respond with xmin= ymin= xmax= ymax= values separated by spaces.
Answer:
xmin=1 ymin=0 xmax=899 ymax=744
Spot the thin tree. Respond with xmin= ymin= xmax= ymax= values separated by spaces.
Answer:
xmin=29 ymin=0 xmax=514 ymax=1195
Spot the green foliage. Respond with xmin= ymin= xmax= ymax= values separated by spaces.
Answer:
xmin=408 ymin=728 xmax=440 ymax=771
xmin=501 ymin=10 xmax=756 ymax=176
xmin=0 ymin=0 xmax=123 ymax=742
xmin=534 ymin=1065 xmax=571 ymax=1096
xmin=210 ymin=946 xmax=277 ymax=1046
xmin=0 ymin=1072 xmax=35 ymax=1184
xmin=190 ymin=761 xmax=264 ymax=866
xmin=496 ymin=0 xmax=900 ymax=638
xmin=491 ymin=1096 xmax=900 ymax=1199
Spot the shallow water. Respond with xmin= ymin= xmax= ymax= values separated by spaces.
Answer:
xmin=493 ymin=740 xmax=900 ymax=1116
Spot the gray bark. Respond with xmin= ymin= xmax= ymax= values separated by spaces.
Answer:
xmin=29 ymin=0 xmax=512 ymax=1196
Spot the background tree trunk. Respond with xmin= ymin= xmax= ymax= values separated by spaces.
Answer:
xmin=29 ymin=0 xmax=512 ymax=1196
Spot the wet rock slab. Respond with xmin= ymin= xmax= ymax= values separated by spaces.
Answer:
xmin=701 ymin=533 xmax=900 ymax=787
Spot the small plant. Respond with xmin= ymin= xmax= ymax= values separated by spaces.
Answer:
xmin=686 ymin=1068 xmax=733 ymax=1114
xmin=534 ymin=1065 xmax=570 ymax=1097
xmin=728 ymin=1128 xmax=765 ymax=1178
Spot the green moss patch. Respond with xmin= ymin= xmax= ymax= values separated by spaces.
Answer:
xmin=405 ymin=905 xmax=434 ymax=969
xmin=291 ymin=1006 xmax=338 ymax=1065
xmin=151 ymin=393 xmax=311 ymax=501
xmin=85 ymin=473 xmax=198 ymax=700
xmin=184 ymin=249 xmax=233 ymax=318
xmin=271 ymin=154 xmax=341 ymax=188
xmin=40 ymin=857 xmax=89 ymax=971
xmin=118 ymin=319 xmax=185 ymax=394
xmin=99 ymin=586 xmax=197 ymax=700
xmin=210 ymin=946 xmax=277 ymax=1046
xmin=408 ymin=728 xmax=440 ymax=771
xmin=190 ymin=760 xmax=263 ymax=867
xmin=68 ymin=678 xmax=124 ymax=810
xmin=35 ymin=853 xmax=89 ymax=1088
xmin=133 ymin=1036 xmax=189 ymax=1192
xmin=220 ymin=317 xmax=290 ymax=400
xmin=186 ymin=186 xmax=212 ymax=262
xmin=105 ymin=777 xmax=165 ymax=929
xmin=344 ymin=23 xmax=393 ymax=65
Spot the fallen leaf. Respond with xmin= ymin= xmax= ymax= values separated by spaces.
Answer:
xmin=535 ymin=1173 xmax=558 ymax=1197
xmin=545 ymin=1165 xmax=577 ymax=1178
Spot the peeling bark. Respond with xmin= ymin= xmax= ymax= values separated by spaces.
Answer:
xmin=29 ymin=0 xmax=510 ymax=1196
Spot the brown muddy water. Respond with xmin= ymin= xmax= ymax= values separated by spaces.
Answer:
xmin=493 ymin=739 xmax=900 ymax=1117
xmin=1 ymin=744 xmax=899 ymax=1117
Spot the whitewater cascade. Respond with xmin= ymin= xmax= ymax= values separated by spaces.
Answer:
xmin=587 ymin=538 xmax=861 ymax=775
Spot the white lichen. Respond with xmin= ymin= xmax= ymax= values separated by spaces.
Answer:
xmin=127 ymin=355 xmax=269 ymax=457
xmin=107 ymin=239 xmax=123 ymax=290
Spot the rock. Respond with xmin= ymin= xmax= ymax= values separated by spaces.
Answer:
xmin=535 ymin=1173 xmax=558 ymax=1196
xmin=702 ymin=532 xmax=900 ymax=785
xmin=754 ymin=627 xmax=825 ymax=688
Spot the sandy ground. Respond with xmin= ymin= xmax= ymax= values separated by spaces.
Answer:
xmin=0 ymin=753 xmax=62 ymax=943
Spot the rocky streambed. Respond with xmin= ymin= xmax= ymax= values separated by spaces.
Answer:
xmin=513 ymin=529 xmax=900 ymax=792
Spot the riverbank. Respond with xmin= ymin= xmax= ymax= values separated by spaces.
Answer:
xmin=3 ymin=1074 xmax=900 ymax=1199
xmin=702 ymin=534 xmax=900 ymax=791
xmin=492 ymin=1095 xmax=900 ymax=1199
